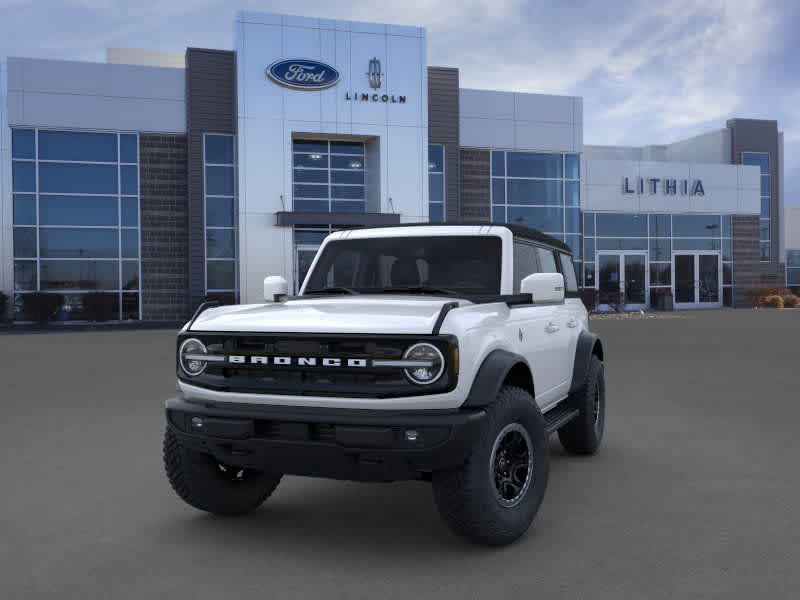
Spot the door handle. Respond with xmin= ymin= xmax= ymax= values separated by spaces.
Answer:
xmin=567 ymin=317 xmax=578 ymax=328
xmin=545 ymin=322 xmax=559 ymax=334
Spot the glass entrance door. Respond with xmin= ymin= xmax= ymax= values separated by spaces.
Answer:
xmin=596 ymin=252 xmax=648 ymax=310
xmin=672 ymin=252 xmax=721 ymax=309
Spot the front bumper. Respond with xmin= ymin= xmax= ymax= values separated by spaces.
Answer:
xmin=166 ymin=396 xmax=486 ymax=482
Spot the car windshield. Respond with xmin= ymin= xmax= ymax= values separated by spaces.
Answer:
xmin=302 ymin=235 xmax=502 ymax=296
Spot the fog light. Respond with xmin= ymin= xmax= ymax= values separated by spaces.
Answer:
xmin=191 ymin=416 xmax=204 ymax=429
xmin=405 ymin=430 xmax=419 ymax=442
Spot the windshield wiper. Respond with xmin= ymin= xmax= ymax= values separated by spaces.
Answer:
xmin=377 ymin=286 xmax=459 ymax=296
xmin=303 ymin=286 xmax=359 ymax=296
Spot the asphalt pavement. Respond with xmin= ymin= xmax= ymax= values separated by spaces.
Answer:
xmin=1 ymin=309 xmax=799 ymax=599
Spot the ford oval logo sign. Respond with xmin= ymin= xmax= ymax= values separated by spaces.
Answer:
xmin=267 ymin=59 xmax=340 ymax=90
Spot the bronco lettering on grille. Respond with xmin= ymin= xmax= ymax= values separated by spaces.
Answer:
xmin=227 ymin=355 xmax=368 ymax=368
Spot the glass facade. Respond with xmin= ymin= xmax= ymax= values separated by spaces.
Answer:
xmin=428 ymin=144 xmax=444 ymax=222
xmin=742 ymin=152 xmax=770 ymax=261
xmin=204 ymin=134 xmax=238 ymax=302
xmin=787 ymin=250 xmax=800 ymax=288
xmin=491 ymin=150 xmax=581 ymax=274
xmin=583 ymin=213 xmax=733 ymax=307
xmin=11 ymin=128 xmax=141 ymax=320
xmin=292 ymin=140 xmax=365 ymax=213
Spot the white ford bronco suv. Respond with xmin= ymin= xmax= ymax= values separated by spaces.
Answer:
xmin=164 ymin=224 xmax=605 ymax=545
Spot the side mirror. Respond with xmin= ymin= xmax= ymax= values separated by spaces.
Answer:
xmin=263 ymin=276 xmax=289 ymax=303
xmin=520 ymin=272 xmax=565 ymax=304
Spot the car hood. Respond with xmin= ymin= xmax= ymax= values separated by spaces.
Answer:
xmin=189 ymin=295 xmax=466 ymax=335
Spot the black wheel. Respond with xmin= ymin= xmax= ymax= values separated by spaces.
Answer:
xmin=432 ymin=386 xmax=549 ymax=546
xmin=558 ymin=355 xmax=605 ymax=455
xmin=163 ymin=428 xmax=282 ymax=516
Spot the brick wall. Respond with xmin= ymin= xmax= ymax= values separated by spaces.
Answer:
xmin=732 ymin=215 xmax=787 ymax=307
xmin=459 ymin=149 xmax=490 ymax=222
xmin=139 ymin=134 xmax=189 ymax=322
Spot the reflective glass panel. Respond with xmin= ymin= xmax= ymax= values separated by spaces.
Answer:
xmin=121 ymin=198 xmax=139 ymax=227
xmin=39 ymin=228 xmax=118 ymax=258
xmin=506 ymin=206 xmax=563 ymax=233
xmin=429 ymin=174 xmax=444 ymax=204
xmin=332 ymin=170 xmax=364 ymax=185
xmin=14 ymin=261 xmax=37 ymax=291
xmin=122 ymin=261 xmax=139 ymax=290
xmin=294 ymin=184 xmax=329 ymax=199
xmin=12 ymin=129 xmax=35 ymax=159
xmin=122 ymin=293 xmax=140 ymax=320
xmin=492 ymin=179 xmax=505 ymax=205
xmin=595 ymin=213 xmax=647 ymax=237
xmin=331 ymin=185 xmax=364 ymax=200
xmin=13 ymin=194 xmax=36 ymax=225
xmin=565 ymin=208 xmax=580 ymax=233
xmin=294 ymin=153 xmax=329 ymax=168
xmin=649 ymin=214 xmax=671 ymax=237
xmin=38 ymin=130 xmax=117 ymax=162
xmin=13 ymin=227 xmax=37 ymax=258
xmin=672 ymin=214 xmax=721 ymax=237
xmin=294 ymin=169 xmax=328 ymax=184
xmin=206 ymin=197 xmax=234 ymax=227
xmin=330 ymin=141 xmax=364 ymax=155
xmin=788 ymin=251 xmax=800 ymax=268
xmin=491 ymin=151 xmax=505 ymax=177
xmin=294 ymin=230 xmax=328 ymax=245
xmin=761 ymin=175 xmax=770 ymax=196
xmin=205 ymin=135 xmax=234 ymax=164
xmin=650 ymin=263 xmax=671 ymax=286
xmin=565 ymin=154 xmax=579 ymax=179
xmin=294 ymin=199 xmax=329 ymax=212
xmin=583 ymin=213 xmax=595 ymax=236
xmin=12 ymin=161 xmax=36 ymax=192
xmin=293 ymin=140 xmax=328 ymax=154
xmin=205 ymin=166 xmax=235 ymax=196
xmin=596 ymin=238 xmax=647 ymax=251
xmin=331 ymin=156 xmax=363 ymax=169
xmin=121 ymin=229 xmax=139 ymax=258
xmin=121 ymin=165 xmax=138 ymax=195
xmin=428 ymin=145 xmax=444 ymax=172
xmin=40 ymin=195 xmax=118 ymax=226
xmin=673 ymin=238 xmax=721 ymax=251
xmin=721 ymin=215 xmax=732 ymax=237
xmin=39 ymin=163 xmax=118 ymax=194
xmin=492 ymin=206 xmax=505 ymax=222
xmin=429 ymin=202 xmax=444 ymax=223
xmin=331 ymin=201 xmax=365 ymax=213
xmin=761 ymin=197 xmax=770 ymax=218
xmin=206 ymin=229 xmax=236 ymax=259
xmin=565 ymin=181 xmax=579 ymax=206
xmin=565 ymin=234 xmax=581 ymax=260
xmin=507 ymin=180 xmax=562 ymax=205
xmin=507 ymin=152 xmax=562 ymax=178
xmin=741 ymin=152 xmax=769 ymax=174
xmin=583 ymin=238 xmax=595 ymax=262
xmin=207 ymin=260 xmax=236 ymax=290
xmin=649 ymin=238 xmax=671 ymax=261
xmin=120 ymin=134 xmax=138 ymax=163
xmin=40 ymin=260 xmax=119 ymax=290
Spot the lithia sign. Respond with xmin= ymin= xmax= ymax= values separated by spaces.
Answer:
xmin=623 ymin=177 xmax=705 ymax=196
xmin=267 ymin=57 xmax=407 ymax=103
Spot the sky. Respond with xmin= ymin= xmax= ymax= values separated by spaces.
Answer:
xmin=1 ymin=0 xmax=798 ymax=205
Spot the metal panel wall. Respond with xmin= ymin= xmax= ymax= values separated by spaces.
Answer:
xmin=427 ymin=67 xmax=460 ymax=221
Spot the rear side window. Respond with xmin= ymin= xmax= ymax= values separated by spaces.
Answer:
xmin=513 ymin=242 xmax=539 ymax=293
xmin=558 ymin=252 xmax=578 ymax=293
xmin=535 ymin=247 xmax=558 ymax=273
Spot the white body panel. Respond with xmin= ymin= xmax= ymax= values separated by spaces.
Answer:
xmin=180 ymin=225 xmax=590 ymax=412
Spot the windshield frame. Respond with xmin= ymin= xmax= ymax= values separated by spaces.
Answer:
xmin=299 ymin=232 xmax=509 ymax=297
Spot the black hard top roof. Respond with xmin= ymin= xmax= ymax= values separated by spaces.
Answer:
xmin=356 ymin=222 xmax=572 ymax=254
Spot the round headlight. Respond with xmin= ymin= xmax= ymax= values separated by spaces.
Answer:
xmin=403 ymin=343 xmax=445 ymax=385
xmin=179 ymin=338 xmax=208 ymax=376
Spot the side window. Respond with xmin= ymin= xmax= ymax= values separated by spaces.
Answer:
xmin=535 ymin=247 xmax=558 ymax=273
xmin=513 ymin=242 xmax=539 ymax=293
xmin=558 ymin=252 xmax=579 ymax=293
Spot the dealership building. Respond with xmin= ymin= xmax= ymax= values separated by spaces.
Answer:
xmin=0 ymin=11 xmax=791 ymax=321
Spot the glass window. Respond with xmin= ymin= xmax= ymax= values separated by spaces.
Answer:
xmin=38 ymin=131 xmax=118 ymax=162
xmin=122 ymin=293 xmax=140 ymax=320
xmin=12 ymin=161 xmax=36 ymax=192
xmin=206 ymin=197 xmax=234 ymax=227
xmin=584 ymin=262 xmax=595 ymax=287
xmin=206 ymin=166 xmax=235 ymax=196
xmin=122 ymin=261 xmax=139 ymax=290
xmin=583 ymin=238 xmax=595 ymax=262
xmin=332 ymin=170 xmax=364 ymax=185
xmin=565 ymin=234 xmax=581 ymax=260
xmin=491 ymin=151 xmax=505 ymax=177
xmin=506 ymin=206 xmax=563 ymax=233
xmin=333 ymin=156 xmax=364 ymax=170
xmin=295 ymin=230 xmax=328 ymax=245
xmin=294 ymin=199 xmax=329 ymax=212
xmin=741 ymin=152 xmax=769 ymax=174
xmin=565 ymin=154 xmax=580 ymax=180
xmin=721 ymin=215 xmax=732 ymax=237
xmin=206 ymin=229 xmax=236 ymax=259
xmin=536 ymin=247 xmax=558 ymax=273
xmin=39 ymin=163 xmax=118 ymax=194
xmin=565 ymin=208 xmax=580 ymax=233
xmin=13 ymin=228 xmax=37 ymax=258
xmin=596 ymin=238 xmax=647 ymax=251
xmin=293 ymin=140 xmax=328 ymax=154
xmin=759 ymin=220 xmax=770 ymax=241
xmin=121 ymin=198 xmax=139 ymax=227
xmin=39 ymin=228 xmax=118 ymax=258
xmin=14 ymin=261 xmax=37 ymax=291
xmin=722 ymin=238 xmax=732 ymax=262
xmin=428 ymin=145 xmax=444 ymax=172
xmin=583 ymin=213 xmax=595 ymax=237
xmin=332 ymin=185 xmax=364 ymax=200
xmin=121 ymin=165 xmax=138 ymax=195
xmin=595 ymin=213 xmax=647 ymax=237
xmin=428 ymin=173 xmax=444 ymax=204
xmin=429 ymin=202 xmax=444 ymax=223
xmin=507 ymin=180 xmax=562 ymax=205
xmin=649 ymin=238 xmax=671 ymax=261
xmin=673 ymin=238 xmax=721 ymax=251
xmin=331 ymin=200 xmax=365 ymax=213
xmin=13 ymin=194 xmax=36 ymax=225
xmin=565 ymin=181 xmax=580 ymax=206
xmin=12 ymin=129 xmax=35 ymax=159
xmin=330 ymin=141 xmax=364 ymax=155
xmin=120 ymin=135 xmax=138 ymax=163
xmin=428 ymin=144 xmax=445 ymax=223
xmin=40 ymin=260 xmax=119 ymax=290
xmin=40 ymin=195 xmax=118 ymax=226
xmin=207 ymin=260 xmax=237 ymax=290
xmin=672 ymin=214 xmax=720 ymax=237
xmin=507 ymin=152 xmax=562 ymax=178
xmin=492 ymin=179 xmax=505 ymax=205
xmin=650 ymin=264 xmax=671 ymax=286
xmin=513 ymin=242 xmax=539 ymax=292
xmin=558 ymin=252 xmax=578 ymax=292
xmin=649 ymin=214 xmax=671 ymax=237
xmin=204 ymin=135 xmax=234 ymax=164
xmin=760 ymin=175 xmax=770 ymax=197
xmin=760 ymin=242 xmax=770 ymax=262
xmin=787 ymin=251 xmax=800 ymax=268
xmin=121 ymin=229 xmax=138 ymax=258
xmin=761 ymin=197 xmax=770 ymax=219
xmin=294 ymin=184 xmax=328 ymax=199
xmin=294 ymin=169 xmax=328 ymax=184
xmin=723 ymin=263 xmax=732 ymax=285
xmin=294 ymin=153 xmax=329 ymax=168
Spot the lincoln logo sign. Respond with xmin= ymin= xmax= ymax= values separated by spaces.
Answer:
xmin=266 ymin=59 xmax=340 ymax=90
xmin=623 ymin=177 xmax=705 ymax=196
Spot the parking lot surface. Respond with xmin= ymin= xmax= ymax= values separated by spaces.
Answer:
xmin=1 ymin=309 xmax=799 ymax=599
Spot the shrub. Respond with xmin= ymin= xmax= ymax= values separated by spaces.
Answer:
xmin=762 ymin=295 xmax=784 ymax=309
xmin=782 ymin=294 xmax=799 ymax=308
xmin=22 ymin=293 xmax=64 ymax=324
xmin=83 ymin=292 xmax=118 ymax=322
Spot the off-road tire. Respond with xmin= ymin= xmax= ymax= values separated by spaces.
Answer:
xmin=163 ymin=428 xmax=282 ymax=516
xmin=432 ymin=386 xmax=549 ymax=546
xmin=558 ymin=355 xmax=605 ymax=455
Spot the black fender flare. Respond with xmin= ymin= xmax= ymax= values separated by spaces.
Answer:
xmin=569 ymin=330 xmax=604 ymax=395
xmin=462 ymin=349 xmax=534 ymax=408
